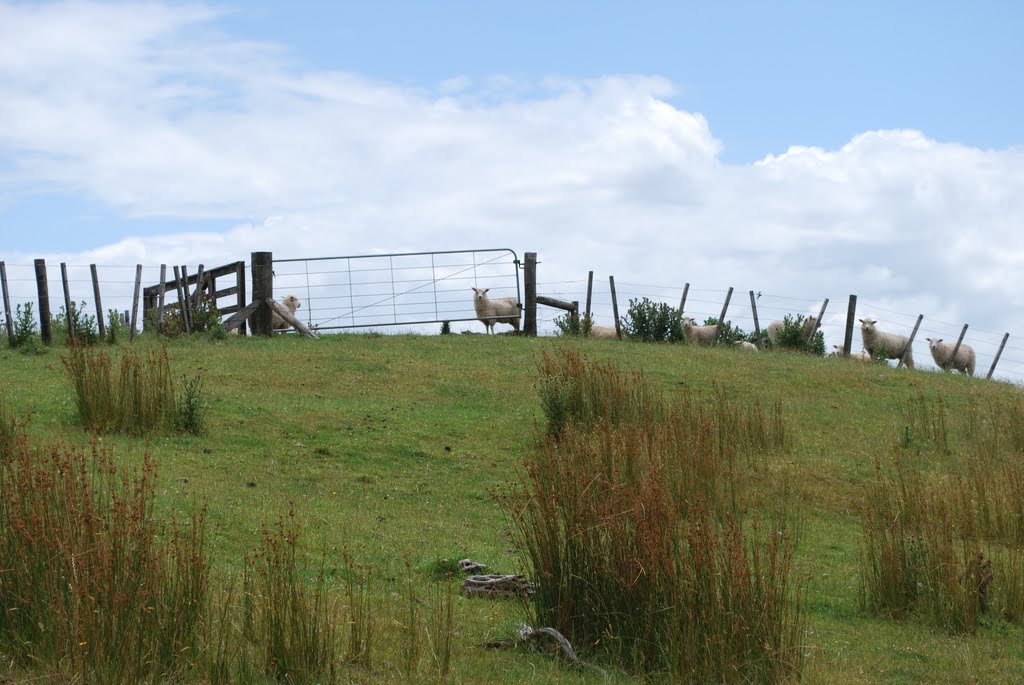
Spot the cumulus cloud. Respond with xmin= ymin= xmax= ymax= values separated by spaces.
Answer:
xmin=2 ymin=1 xmax=1024 ymax=378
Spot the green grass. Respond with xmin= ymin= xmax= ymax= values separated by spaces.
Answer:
xmin=1 ymin=333 xmax=1024 ymax=683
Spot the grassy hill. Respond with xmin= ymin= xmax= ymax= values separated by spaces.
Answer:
xmin=2 ymin=332 xmax=1023 ymax=683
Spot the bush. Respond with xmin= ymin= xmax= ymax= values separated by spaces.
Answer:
xmin=700 ymin=316 xmax=757 ymax=346
xmin=10 ymin=302 xmax=45 ymax=353
xmin=52 ymin=301 xmax=99 ymax=346
xmin=106 ymin=309 xmax=126 ymax=344
xmin=622 ymin=297 xmax=684 ymax=342
xmin=552 ymin=311 xmax=592 ymax=337
xmin=771 ymin=314 xmax=826 ymax=355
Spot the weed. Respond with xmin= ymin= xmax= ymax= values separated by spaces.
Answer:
xmin=106 ymin=308 xmax=125 ymax=344
xmin=440 ymin=320 xmax=451 ymax=335
xmin=176 ymin=372 xmax=206 ymax=435
xmin=52 ymin=301 xmax=99 ymax=345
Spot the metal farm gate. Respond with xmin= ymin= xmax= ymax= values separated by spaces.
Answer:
xmin=270 ymin=248 xmax=522 ymax=332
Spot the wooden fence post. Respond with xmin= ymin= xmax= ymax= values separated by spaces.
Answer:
xmin=129 ymin=264 xmax=143 ymax=340
xmin=523 ymin=252 xmax=537 ymax=336
xmin=749 ymin=290 xmax=762 ymax=347
xmin=90 ymin=265 xmax=105 ymax=339
xmin=180 ymin=265 xmax=194 ymax=331
xmin=236 ymin=261 xmax=247 ymax=336
xmin=946 ymin=324 xmax=969 ymax=372
xmin=896 ymin=315 xmax=923 ymax=368
xmin=60 ymin=262 xmax=75 ymax=342
xmin=157 ymin=264 xmax=167 ymax=331
xmin=678 ymin=283 xmax=690 ymax=315
xmin=0 ymin=261 xmax=14 ymax=346
xmin=585 ymin=270 xmax=594 ymax=320
xmin=808 ymin=298 xmax=829 ymax=346
xmin=844 ymin=295 xmax=857 ymax=356
xmin=34 ymin=259 xmax=52 ymax=345
xmin=712 ymin=287 xmax=734 ymax=345
xmin=610 ymin=276 xmax=621 ymax=338
xmin=173 ymin=266 xmax=191 ymax=334
xmin=251 ymin=252 xmax=274 ymax=336
xmin=987 ymin=333 xmax=1009 ymax=380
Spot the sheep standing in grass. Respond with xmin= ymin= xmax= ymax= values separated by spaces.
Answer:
xmin=272 ymin=294 xmax=302 ymax=330
xmin=590 ymin=324 xmax=618 ymax=339
xmin=681 ymin=316 xmax=718 ymax=346
xmin=766 ymin=316 xmax=818 ymax=346
xmin=926 ymin=337 xmax=976 ymax=376
xmin=471 ymin=288 xmax=521 ymax=334
xmin=859 ymin=318 xmax=914 ymax=368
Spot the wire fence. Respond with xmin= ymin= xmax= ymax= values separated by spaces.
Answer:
xmin=534 ymin=275 xmax=1024 ymax=384
xmin=2 ymin=256 xmax=1023 ymax=383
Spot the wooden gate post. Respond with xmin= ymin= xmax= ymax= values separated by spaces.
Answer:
xmin=523 ymin=252 xmax=537 ymax=336
xmin=34 ymin=259 xmax=52 ymax=345
xmin=251 ymin=252 xmax=274 ymax=336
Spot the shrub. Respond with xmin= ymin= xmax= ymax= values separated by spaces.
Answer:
xmin=621 ymin=297 xmax=683 ymax=342
xmin=440 ymin=320 xmax=452 ymax=335
xmin=106 ymin=308 xmax=126 ymax=344
xmin=701 ymin=316 xmax=756 ymax=346
xmin=10 ymin=302 xmax=45 ymax=353
xmin=0 ymin=440 xmax=208 ymax=682
xmin=52 ymin=301 xmax=99 ymax=345
xmin=771 ymin=314 xmax=826 ymax=355
xmin=553 ymin=311 xmax=592 ymax=337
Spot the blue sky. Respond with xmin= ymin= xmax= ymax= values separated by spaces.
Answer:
xmin=2 ymin=0 xmax=1024 ymax=377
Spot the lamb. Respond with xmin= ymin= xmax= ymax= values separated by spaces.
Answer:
xmin=272 ymin=294 xmax=302 ymax=330
xmin=681 ymin=316 xmax=718 ymax=346
xmin=766 ymin=316 xmax=818 ymax=346
xmin=589 ymin=324 xmax=618 ymax=339
xmin=735 ymin=341 xmax=759 ymax=352
xmin=831 ymin=345 xmax=872 ymax=362
xmin=471 ymin=287 xmax=521 ymax=334
xmin=926 ymin=337 xmax=976 ymax=376
xmin=859 ymin=318 xmax=914 ymax=368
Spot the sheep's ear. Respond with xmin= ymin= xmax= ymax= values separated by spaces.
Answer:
xmin=484 ymin=288 xmax=490 ymax=293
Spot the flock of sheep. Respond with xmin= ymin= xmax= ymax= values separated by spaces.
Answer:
xmin=273 ymin=289 xmax=977 ymax=378
xmin=469 ymin=288 xmax=977 ymax=376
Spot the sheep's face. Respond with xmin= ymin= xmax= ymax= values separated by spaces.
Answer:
xmin=471 ymin=287 xmax=490 ymax=302
xmin=282 ymin=295 xmax=301 ymax=313
xmin=681 ymin=316 xmax=695 ymax=328
xmin=927 ymin=338 xmax=944 ymax=352
xmin=859 ymin=318 xmax=877 ymax=334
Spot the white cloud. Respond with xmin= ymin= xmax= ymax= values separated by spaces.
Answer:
xmin=2 ymin=1 xmax=1024 ymax=378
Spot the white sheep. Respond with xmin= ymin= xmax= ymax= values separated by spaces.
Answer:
xmin=926 ymin=337 xmax=976 ymax=376
xmin=681 ymin=316 xmax=718 ymax=346
xmin=766 ymin=316 xmax=819 ymax=346
xmin=859 ymin=318 xmax=914 ymax=368
xmin=589 ymin=324 xmax=618 ymax=339
xmin=735 ymin=341 xmax=759 ymax=352
xmin=471 ymin=288 xmax=521 ymax=334
xmin=272 ymin=294 xmax=302 ymax=330
xmin=831 ymin=344 xmax=872 ymax=362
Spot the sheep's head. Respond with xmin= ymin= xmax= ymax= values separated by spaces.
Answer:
xmin=281 ymin=294 xmax=301 ymax=313
xmin=681 ymin=316 xmax=695 ymax=329
xmin=926 ymin=337 xmax=944 ymax=352
xmin=859 ymin=317 xmax=877 ymax=333
xmin=471 ymin=287 xmax=491 ymax=302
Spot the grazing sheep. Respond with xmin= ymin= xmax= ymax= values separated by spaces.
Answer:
xmin=926 ymin=337 xmax=976 ymax=376
xmin=831 ymin=345 xmax=872 ymax=362
xmin=272 ymin=294 xmax=302 ymax=330
xmin=859 ymin=318 xmax=914 ymax=368
xmin=766 ymin=316 xmax=819 ymax=346
xmin=735 ymin=341 xmax=759 ymax=352
xmin=471 ymin=287 xmax=521 ymax=334
xmin=589 ymin=324 xmax=618 ymax=339
xmin=681 ymin=316 xmax=718 ymax=346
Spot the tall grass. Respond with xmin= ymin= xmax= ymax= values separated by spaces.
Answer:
xmin=509 ymin=349 xmax=804 ymax=682
xmin=0 ymin=439 xmax=208 ymax=683
xmin=0 ymin=394 xmax=18 ymax=457
xmin=860 ymin=393 xmax=1024 ymax=633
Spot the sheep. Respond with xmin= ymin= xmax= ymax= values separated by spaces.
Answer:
xmin=681 ymin=316 xmax=718 ymax=346
xmin=589 ymin=324 xmax=619 ymax=339
xmin=272 ymin=294 xmax=302 ymax=330
xmin=471 ymin=287 xmax=521 ymax=334
xmin=734 ymin=340 xmax=758 ymax=352
xmin=831 ymin=344 xmax=872 ymax=362
xmin=926 ymin=337 xmax=976 ymax=376
xmin=766 ymin=316 xmax=819 ymax=346
xmin=859 ymin=318 xmax=914 ymax=368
